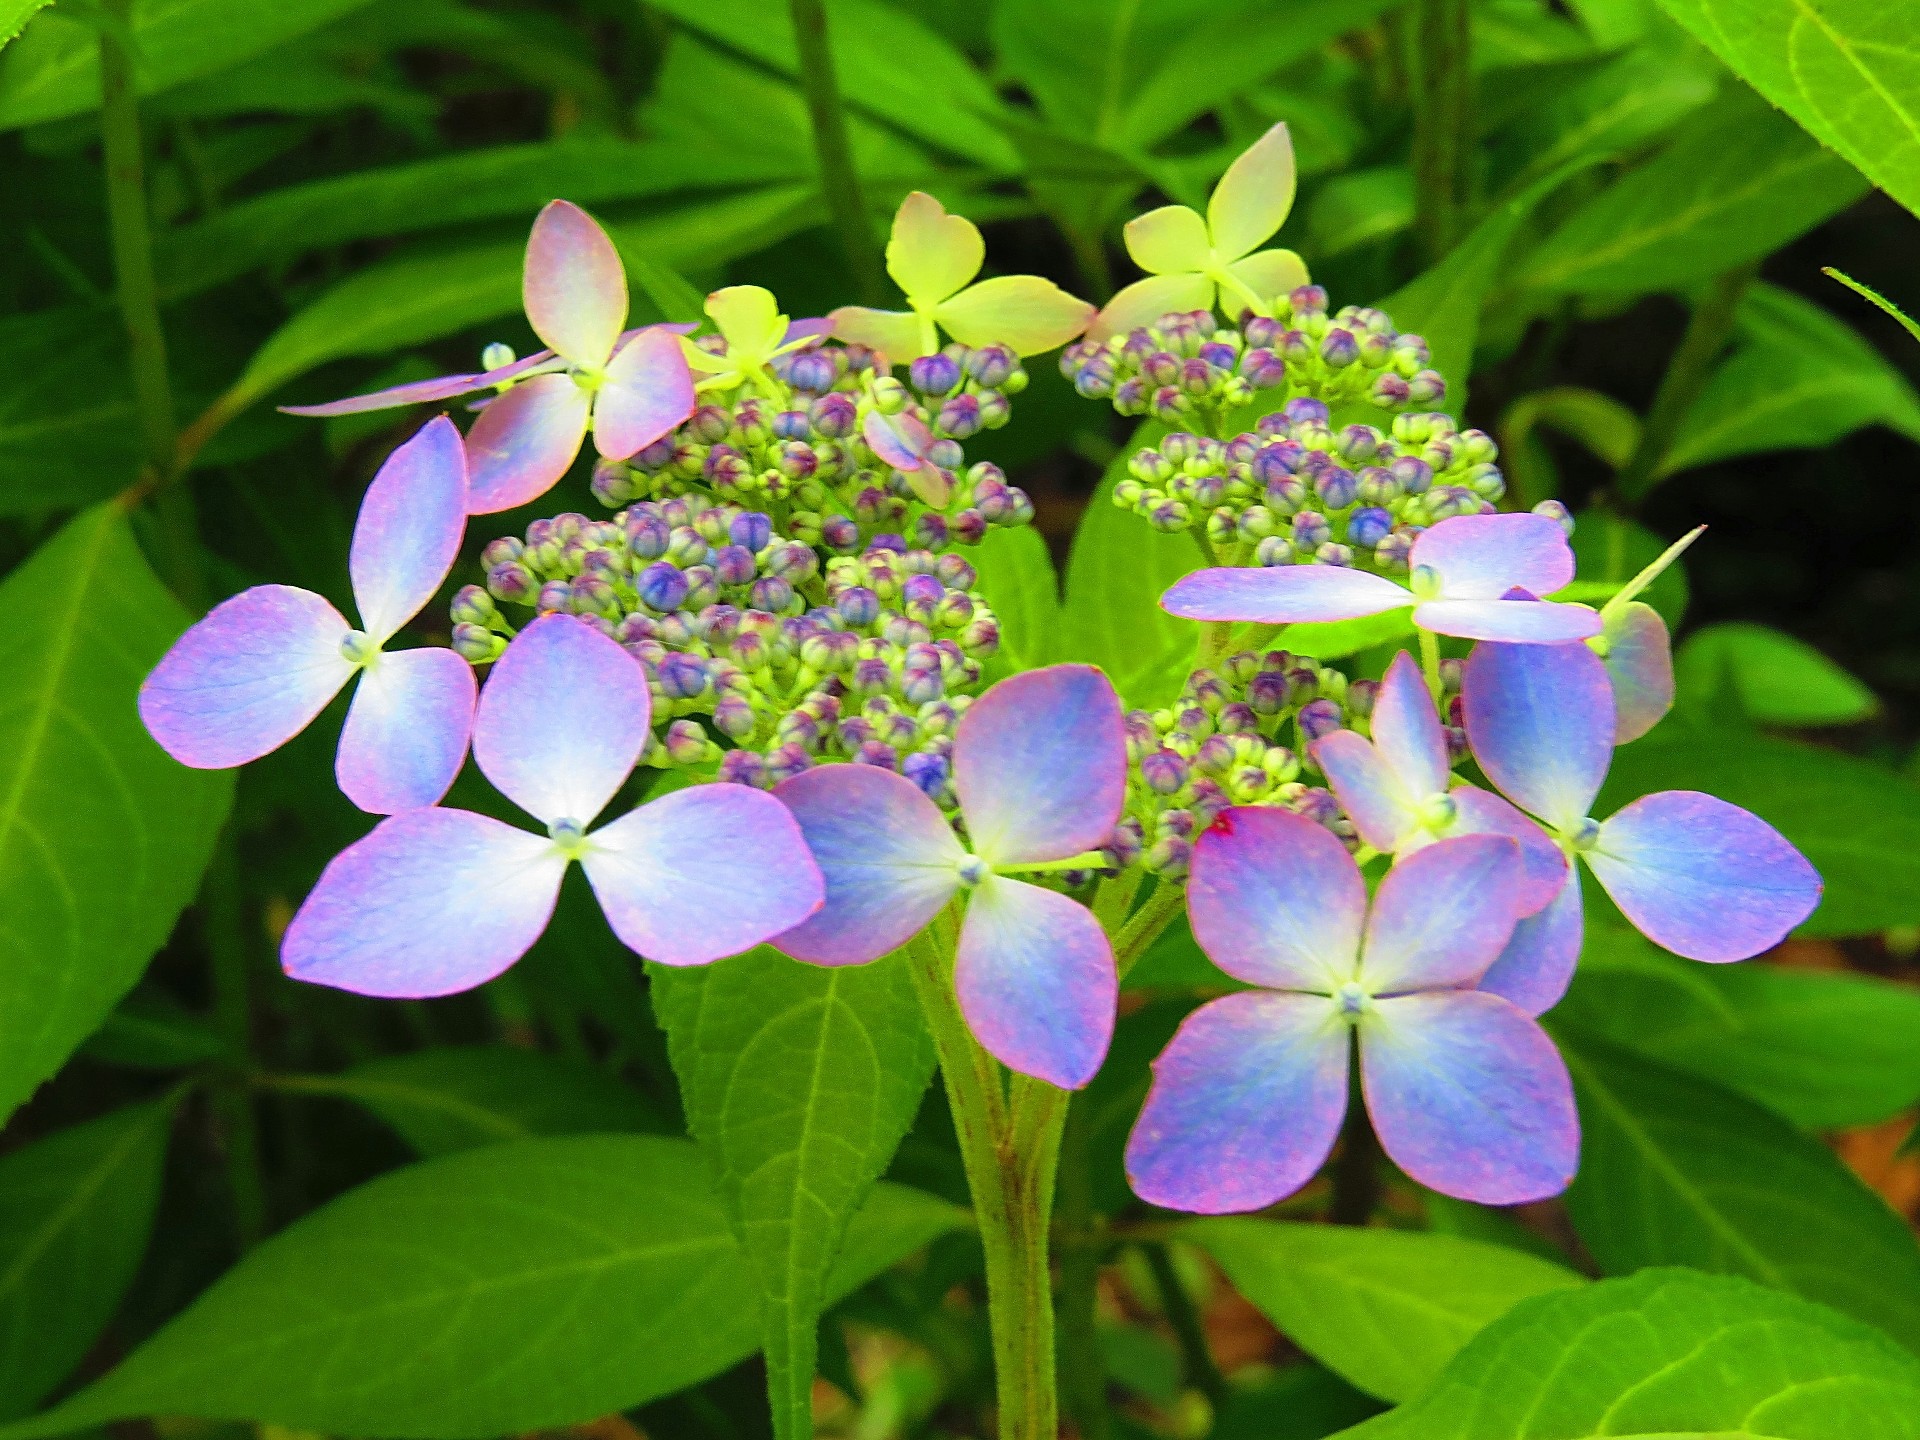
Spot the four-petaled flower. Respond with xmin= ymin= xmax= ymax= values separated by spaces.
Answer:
xmin=140 ymin=416 xmax=476 ymax=814
xmin=282 ymin=614 xmax=824 ymax=997
xmin=829 ymin=191 xmax=1095 ymax=364
xmin=1162 ymin=513 xmax=1604 ymax=644
xmin=1127 ymin=811 xmax=1578 ymax=1212
xmin=683 ymin=284 xmax=833 ymax=397
xmin=773 ymin=665 xmax=1126 ymax=1089
xmin=1091 ymin=123 xmax=1309 ymax=341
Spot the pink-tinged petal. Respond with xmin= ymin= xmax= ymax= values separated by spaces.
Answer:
xmin=1361 ymin=991 xmax=1578 ymax=1205
xmin=1371 ymin=650 xmax=1450 ymax=799
xmin=771 ymin=764 xmax=965 ymax=965
xmin=1414 ymin=513 xmax=1576 ymax=601
xmin=954 ymin=875 xmax=1114 ymax=1089
xmin=952 ymin=664 xmax=1126 ymax=867
xmin=522 ymin=199 xmax=625 ymax=368
xmin=594 ymin=327 xmax=696 ymax=461
xmin=1461 ymin=640 xmax=1614 ymax=831
xmin=1188 ymin=807 xmax=1365 ymax=991
xmin=935 ymin=275 xmax=1096 ymax=356
xmin=782 ymin=317 xmax=834 ymax=346
xmin=1603 ymin=601 xmax=1674 ymax=743
xmin=863 ymin=408 xmax=931 ymax=471
xmin=1208 ymin=123 xmax=1297 ymax=262
xmin=1313 ymin=731 xmax=1416 ymax=853
xmin=1090 ymin=273 xmax=1216 ymax=341
xmin=335 ymin=647 xmax=475 ymax=814
xmin=348 ymin=415 xmax=468 ymax=642
xmin=1225 ymin=249 xmax=1310 ymax=305
xmin=464 ymin=372 xmax=591 ymax=514
xmin=1477 ymin=867 xmax=1583 ymax=1016
xmin=1361 ymin=835 xmax=1522 ymax=994
xmin=1124 ymin=204 xmax=1212 ymax=274
xmin=1126 ymin=991 xmax=1348 ymax=1213
xmin=284 ymin=808 xmax=564 ymax=997
xmin=581 ymin=784 xmax=823 ymax=966
xmin=886 ymin=191 xmax=984 ymax=305
xmin=279 ymin=351 xmax=561 ymax=416
xmin=1447 ymin=785 xmax=1568 ymax=916
xmin=1414 ymin=598 xmax=1602 ymax=643
xmin=1588 ymin=791 xmax=1822 ymax=962
xmin=472 ymin=615 xmax=650 ymax=828
xmin=139 ymin=585 xmax=353 ymax=769
xmin=1162 ymin=566 xmax=1412 ymax=624
xmin=827 ymin=306 xmax=924 ymax=364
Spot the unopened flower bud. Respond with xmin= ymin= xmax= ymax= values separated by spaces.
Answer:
xmin=1297 ymin=698 xmax=1344 ymax=743
xmin=451 ymin=624 xmax=501 ymax=663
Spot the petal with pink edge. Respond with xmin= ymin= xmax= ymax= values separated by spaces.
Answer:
xmin=1126 ymin=990 xmax=1348 ymax=1214
xmin=1188 ymin=807 xmax=1365 ymax=991
xmin=1208 ymin=123 xmax=1297 ymax=261
xmin=472 ymin=615 xmax=651 ymax=828
xmin=582 ymin=784 xmax=824 ymax=966
xmin=1361 ymin=991 xmax=1578 ymax=1205
xmin=1362 ymin=835 xmax=1522 ymax=993
xmin=952 ymin=664 xmax=1125 ymax=867
xmin=1162 ymin=566 xmax=1411 ymax=624
xmin=1123 ymin=205 xmax=1211 ymax=274
xmin=1587 ymin=790 xmax=1822 ymax=962
xmin=349 ymin=415 xmax=468 ymax=641
xmin=594 ymin=328 xmax=696 ymax=461
xmin=771 ymin=764 xmax=965 ymax=966
xmin=1603 ymin=602 xmax=1674 ymax=743
xmin=886 ymin=191 xmax=983 ymax=304
xmin=1089 ymin=273 xmax=1216 ymax=342
xmin=522 ymin=200 xmax=625 ymax=368
xmin=1313 ymin=731 xmax=1416 ymax=853
xmin=936 ymin=276 xmax=1095 ymax=357
xmin=283 ymin=808 xmax=564 ymax=997
xmin=1413 ymin=513 xmax=1576 ymax=601
xmin=1477 ymin=866 xmax=1583 ymax=1016
xmin=827 ymin=306 xmax=925 ymax=364
xmin=1370 ymin=650 xmax=1451 ymax=799
xmin=464 ymin=373 xmax=591 ymax=514
xmin=1446 ymin=785 xmax=1568 ymax=916
xmin=1414 ymin=598 xmax=1601 ymax=643
xmin=1462 ymin=640 xmax=1615 ymax=831
xmin=864 ymin=408 xmax=932 ymax=471
xmin=139 ymin=585 xmax=352 ymax=769
xmin=954 ymin=876 xmax=1115 ymax=1089
xmin=335 ymin=647 xmax=475 ymax=814
xmin=280 ymin=350 xmax=560 ymax=417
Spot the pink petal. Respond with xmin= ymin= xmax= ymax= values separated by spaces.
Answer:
xmin=581 ymin=784 xmax=824 ymax=966
xmin=771 ymin=763 xmax=965 ymax=966
xmin=1477 ymin=867 xmax=1583 ymax=1016
xmin=282 ymin=808 xmax=565 ymax=997
xmin=1163 ymin=566 xmax=1412 ymax=625
xmin=348 ymin=415 xmax=468 ymax=642
xmin=472 ymin=615 xmax=651 ymax=828
xmin=1446 ymin=785 xmax=1569 ymax=916
xmin=1360 ymin=835 xmax=1523 ymax=994
xmin=863 ymin=409 xmax=932 ymax=470
xmin=1361 ymin=991 xmax=1579 ymax=1204
xmin=952 ymin=665 xmax=1126 ymax=867
xmin=1604 ymin=602 xmax=1674 ymax=743
xmin=464 ymin=373 xmax=591 ymax=514
xmin=1313 ymin=730 xmax=1417 ymax=852
xmin=1370 ymin=650 xmax=1451 ymax=799
xmin=593 ymin=328 xmax=696 ymax=461
xmin=139 ymin=585 xmax=352 ymax=769
xmin=1462 ymin=640 xmax=1615 ymax=832
xmin=1126 ymin=990 xmax=1349 ymax=1213
xmin=1413 ymin=514 xmax=1576 ymax=601
xmin=522 ymin=199 xmax=625 ymax=368
xmin=1090 ymin=273 xmax=1216 ymax=342
xmin=954 ymin=875 xmax=1115 ymax=1089
xmin=1414 ymin=598 xmax=1602 ymax=643
xmin=335 ymin=647 xmax=476 ymax=814
xmin=1188 ymin=807 xmax=1365 ymax=991
xmin=1588 ymin=791 xmax=1822 ymax=962
xmin=277 ymin=352 xmax=558 ymax=418
xmin=782 ymin=317 xmax=835 ymax=345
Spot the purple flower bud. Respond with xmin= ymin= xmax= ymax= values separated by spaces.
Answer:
xmin=1314 ymin=465 xmax=1357 ymax=509
xmin=637 ymin=561 xmax=690 ymax=613
xmin=1290 ymin=785 xmax=1341 ymax=828
xmin=1248 ymin=670 xmax=1289 ymax=715
xmin=1145 ymin=834 xmax=1192 ymax=877
xmin=936 ymin=392 xmax=982 ymax=439
xmin=750 ymin=576 xmax=796 ymax=613
xmin=451 ymin=623 xmax=499 ymax=663
xmin=1284 ymin=397 xmax=1331 ymax=427
xmin=1291 ymin=511 xmax=1331 ymax=549
xmin=718 ymin=749 xmax=767 ymax=787
xmin=1255 ymin=535 xmax=1296 ymax=566
xmin=901 ymin=750 xmax=949 ymax=799
xmin=966 ymin=345 xmax=1016 ymax=387
xmin=1347 ymin=679 xmax=1379 ymax=718
xmin=1297 ymin=698 xmax=1344 ymax=743
xmin=809 ymin=392 xmax=857 ymax=439
xmin=1374 ymin=530 xmax=1414 ymax=571
xmin=1141 ymin=747 xmax=1189 ymax=794
xmin=657 ymin=653 xmax=710 ymax=700
xmin=1347 ymin=506 xmax=1393 ymax=548
xmin=1408 ymin=370 xmax=1447 ymax=406
xmin=835 ymin=586 xmax=881 ymax=627
xmin=535 ymin=580 xmax=572 ymax=615
xmin=714 ymin=695 xmax=756 ymax=739
xmin=819 ymin=515 xmax=860 ymax=553
xmin=661 ymin=719 xmax=710 ymax=765
xmin=910 ymin=352 xmax=962 ymax=396
xmin=1389 ymin=455 xmax=1433 ymax=495
xmin=852 ymin=739 xmax=898 ymax=769
xmin=1369 ymin=372 xmax=1412 ymax=407
xmin=487 ymin=562 xmax=536 ymax=605
xmin=786 ymin=352 xmax=837 ymax=394
xmin=710 ymin=544 xmax=755 ymax=587
xmin=1289 ymin=284 xmax=1330 ymax=318
xmin=1532 ymin=498 xmax=1574 ymax=535
xmin=957 ymin=616 xmax=999 ymax=657
xmin=1320 ymin=328 xmax=1359 ymax=368
xmin=590 ymin=459 xmax=637 ymax=507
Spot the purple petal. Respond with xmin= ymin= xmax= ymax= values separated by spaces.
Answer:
xmin=278 ymin=351 xmax=559 ymax=417
xmin=593 ymin=327 xmax=696 ymax=461
xmin=522 ymin=199 xmax=625 ymax=368
xmin=1604 ymin=602 xmax=1674 ymax=743
xmin=581 ymin=784 xmax=824 ymax=966
xmin=863 ymin=409 xmax=932 ymax=470
xmin=1125 ymin=991 xmax=1349 ymax=1213
xmin=1361 ymin=835 xmax=1522 ymax=993
xmin=1361 ymin=991 xmax=1578 ymax=1205
xmin=472 ymin=615 xmax=651 ymax=827
xmin=335 ymin=647 xmax=476 ymax=814
xmin=348 ymin=415 xmax=468 ymax=641
xmin=464 ymin=372 xmax=591 ymax=514
xmin=1414 ymin=598 xmax=1602 ymax=643
xmin=771 ymin=763 xmax=965 ymax=965
xmin=1413 ymin=513 xmax=1575 ymax=601
xmin=138 ymin=585 xmax=352 ymax=769
xmin=1162 ymin=566 xmax=1411 ymax=624
xmin=1461 ymin=640 xmax=1614 ymax=831
xmin=782 ymin=317 xmax=835 ymax=345
xmin=1446 ymin=785 xmax=1568 ymax=916
xmin=954 ymin=876 xmax=1115 ymax=1089
xmin=1588 ymin=791 xmax=1822 ymax=961
xmin=1370 ymin=650 xmax=1450 ymax=799
xmin=1477 ymin=867 xmax=1583 ymax=1016
xmin=282 ymin=808 xmax=564 ymax=997
xmin=952 ymin=665 xmax=1126 ymax=867
xmin=1188 ymin=807 xmax=1365 ymax=990
xmin=1313 ymin=731 xmax=1416 ymax=852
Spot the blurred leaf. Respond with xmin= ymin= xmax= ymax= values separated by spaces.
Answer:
xmin=1329 ymin=1269 xmax=1920 ymax=1439
xmin=1123 ymin=915 xmax=1243 ymax=992
xmin=1493 ymin=45 xmax=1717 ymax=196
xmin=0 ymin=1096 xmax=177 ymax=1418
xmin=0 ymin=506 xmax=233 ymax=1126
xmin=1568 ymin=509 xmax=1689 ymax=626
xmin=1306 ymin=167 xmax=1415 ymax=259
xmin=1558 ymin=1034 xmax=1920 ymax=1350
xmin=79 ymin=989 xmax=231 ymax=1069
xmin=153 ymin=41 xmax=437 ymax=127
xmin=1282 ymin=611 xmax=1420 ymax=662
xmin=967 ymin=524 xmax=1060 ymax=672
xmin=1675 ymin=621 xmax=1877 ymax=726
xmin=1097 ymin=1322 xmax=1182 ymax=1405
xmin=1211 ymin=1364 xmax=1384 ymax=1440
xmin=0 ymin=1137 xmax=963 ymax=1439
xmin=1496 ymin=386 xmax=1639 ymax=508
xmin=1473 ymin=0 xmax=1596 ymax=67
xmin=993 ymin=0 xmax=1213 ymax=142
xmin=1422 ymin=1193 xmax=1575 ymax=1265
xmin=0 ymin=308 xmax=139 ymax=517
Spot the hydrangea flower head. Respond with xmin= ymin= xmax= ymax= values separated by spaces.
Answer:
xmin=773 ymin=665 xmax=1126 ymax=1088
xmin=830 ymin=192 xmax=1095 ymax=364
xmin=1127 ymin=810 xmax=1577 ymax=1211
xmin=683 ymin=285 xmax=833 ymax=397
xmin=139 ymin=416 xmax=475 ymax=814
xmin=282 ymin=613 xmax=824 ymax=997
xmin=1092 ymin=124 xmax=1309 ymax=341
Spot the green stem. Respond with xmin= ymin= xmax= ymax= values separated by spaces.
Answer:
xmin=1419 ymin=627 xmax=1443 ymax=699
xmin=1409 ymin=0 xmax=1472 ymax=260
xmin=1142 ymin=1242 xmax=1229 ymax=1410
xmin=1055 ymin=1095 xmax=1112 ymax=1440
xmin=788 ymin=0 xmax=885 ymax=306
xmin=1328 ymin=1056 xmax=1382 ymax=1225
xmin=1113 ymin=879 xmax=1187 ymax=982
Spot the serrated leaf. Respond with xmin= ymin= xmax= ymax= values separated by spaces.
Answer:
xmin=1675 ymin=621 xmax=1878 ymax=726
xmin=0 ymin=0 xmax=51 ymax=51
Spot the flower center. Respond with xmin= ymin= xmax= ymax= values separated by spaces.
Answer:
xmin=1418 ymin=791 xmax=1457 ymax=832
xmin=1562 ymin=816 xmax=1602 ymax=852
xmin=548 ymin=816 xmax=590 ymax=859
xmin=955 ymin=853 xmax=989 ymax=889
xmin=1408 ymin=564 xmax=1443 ymax=601
xmin=338 ymin=629 xmax=378 ymax=667
xmin=1333 ymin=980 xmax=1370 ymax=1020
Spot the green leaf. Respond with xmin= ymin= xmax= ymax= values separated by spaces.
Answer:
xmin=1557 ymin=1035 xmax=1920 ymax=1351
xmin=0 ymin=309 xmax=139 ymax=518
xmin=1188 ymin=1219 xmax=1584 ymax=1403
xmin=967 ymin=524 xmax=1061 ymax=672
xmin=0 ymin=506 xmax=233 ymax=1126
xmin=80 ymin=989 xmax=231 ymax=1070
xmin=649 ymin=948 xmax=934 ymax=1440
xmin=1330 ymin=1269 xmax=1920 ymax=1439
xmin=0 ymin=1136 xmax=962 ymax=1440
xmin=0 ymin=0 xmax=51 ymax=50
xmin=1497 ymin=386 xmax=1640 ymax=508
xmin=1306 ymin=167 xmax=1415 ymax=258
xmin=1280 ymin=610 xmax=1419 ymax=662
xmin=1675 ymin=621 xmax=1878 ymax=725
xmin=992 ymin=0 xmax=1213 ymax=143
xmin=1212 ymin=1364 xmax=1384 ymax=1440
xmin=0 ymin=1096 xmax=177 ymax=1418
xmin=1825 ymin=264 xmax=1920 ymax=346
